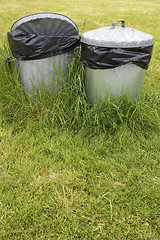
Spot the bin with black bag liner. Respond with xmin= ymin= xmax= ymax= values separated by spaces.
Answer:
xmin=7 ymin=12 xmax=80 ymax=96
xmin=81 ymin=20 xmax=154 ymax=105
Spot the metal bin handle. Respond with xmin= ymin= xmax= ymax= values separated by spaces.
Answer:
xmin=112 ymin=20 xmax=125 ymax=28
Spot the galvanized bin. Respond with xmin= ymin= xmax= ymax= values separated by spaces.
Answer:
xmin=8 ymin=13 xmax=80 ymax=96
xmin=81 ymin=20 xmax=154 ymax=105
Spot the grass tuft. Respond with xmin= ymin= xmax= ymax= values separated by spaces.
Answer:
xmin=0 ymin=45 xmax=159 ymax=137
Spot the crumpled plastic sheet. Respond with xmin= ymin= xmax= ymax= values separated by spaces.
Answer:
xmin=81 ymin=42 xmax=153 ymax=70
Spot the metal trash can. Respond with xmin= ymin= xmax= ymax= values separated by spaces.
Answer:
xmin=8 ymin=12 xmax=80 ymax=96
xmin=81 ymin=20 xmax=154 ymax=105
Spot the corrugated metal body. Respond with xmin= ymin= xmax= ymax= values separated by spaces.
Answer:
xmin=16 ymin=51 xmax=73 ymax=95
xmin=85 ymin=63 xmax=146 ymax=105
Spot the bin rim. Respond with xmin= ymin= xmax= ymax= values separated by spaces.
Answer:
xmin=11 ymin=12 xmax=79 ymax=33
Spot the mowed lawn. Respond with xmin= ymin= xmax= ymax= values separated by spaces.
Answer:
xmin=0 ymin=0 xmax=160 ymax=239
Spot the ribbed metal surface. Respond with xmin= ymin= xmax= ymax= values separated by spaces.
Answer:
xmin=84 ymin=63 xmax=146 ymax=105
xmin=16 ymin=51 xmax=73 ymax=95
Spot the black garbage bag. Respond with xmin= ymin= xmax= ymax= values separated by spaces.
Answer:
xmin=8 ymin=13 xmax=80 ymax=60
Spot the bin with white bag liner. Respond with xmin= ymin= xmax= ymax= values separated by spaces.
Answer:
xmin=81 ymin=20 xmax=154 ymax=105
xmin=7 ymin=12 xmax=80 ymax=96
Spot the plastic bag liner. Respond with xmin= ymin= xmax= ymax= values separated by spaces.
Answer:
xmin=7 ymin=14 xmax=80 ymax=60
xmin=81 ymin=42 xmax=153 ymax=70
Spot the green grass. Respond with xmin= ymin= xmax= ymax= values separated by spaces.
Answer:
xmin=1 ymin=126 xmax=159 ymax=239
xmin=0 ymin=0 xmax=160 ymax=239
